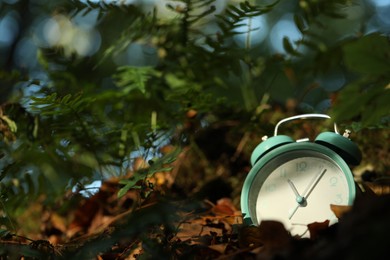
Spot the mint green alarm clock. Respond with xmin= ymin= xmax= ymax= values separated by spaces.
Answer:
xmin=241 ymin=114 xmax=361 ymax=237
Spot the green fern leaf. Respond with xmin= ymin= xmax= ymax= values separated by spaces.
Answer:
xmin=283 ymin=37 xmax=302 ymax=56
xmin=114 ymin=66 xmax=160 ymax=95
xmin=216 ymin=1 xmax=278 ymax=39
xmin=30 ymin=93 xmax=88 ymax=116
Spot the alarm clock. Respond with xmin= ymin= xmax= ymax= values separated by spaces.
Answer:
xmin=240 ymin=114 xmax=361 ymax=237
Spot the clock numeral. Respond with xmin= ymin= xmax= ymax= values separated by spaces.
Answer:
xmin=329 ymin=177 xmax=338 ymax=187
xmin=334 ymin=194 xmax=343 ymax=204
xmin=296 ymin=162 xmax=307 ymax=172
xmin=280 ymin=169 xmax=287 ymax=178
xmin=264 ymin=184 xmax=276 ymax=192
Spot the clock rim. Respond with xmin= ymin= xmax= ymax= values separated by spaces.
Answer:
xmin=240 ymin=141 xmax=356 ymax=226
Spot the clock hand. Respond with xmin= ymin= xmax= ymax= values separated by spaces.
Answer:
xmin=288 ymin=168 xmax=327 ymax=220
xmin=287 ymin=179 xmax=304 ymax=204
xmin=288 ymin=204 xmax=300 ymax=220
xmin=302 ymin=168 xmax=327 ymax=199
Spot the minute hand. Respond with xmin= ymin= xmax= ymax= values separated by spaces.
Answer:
xmin=302 ymin=168 xmax=327 ymax=199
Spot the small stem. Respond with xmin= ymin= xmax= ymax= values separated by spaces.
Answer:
xmin=245 ymin=17 xmax=252 ymax=50
xmin=0 ymin=199 xmax=17 ymax=233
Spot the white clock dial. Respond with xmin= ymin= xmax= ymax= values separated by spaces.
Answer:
xmin=251 ymin=153 xmax=352 ymax=237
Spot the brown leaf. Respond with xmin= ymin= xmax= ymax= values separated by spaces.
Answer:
xmin=176 ymin=222 xmax=206 ymax=242
xmin=361 ymin=182 xmax=390 ymax=196
xmin=212 ymin=198 xmax=237 ymax=216
xmin=87 ymin=208 xmax=109 ymax=235
xmin=206 ymin=199 xmax=242 ymax=225
xmin=133 ymin=157 xmax=148 ymax=171
xmin=67 ymin=180 xmax=120 ymax=238
xmin=239 ymin=221 xmax=291 ymax=251
xmin=176 ymin=220 xmax=225 ymax=244
xmin=307 ymin=220 xmax=330 ymax=240
xmin=50 ymin=213 xmax=67 ymax=233
xmin=67 ymin=196 xmax=102 ymax=237
xmin=208 ymin=243 xmax=228 ymax=254
xmin=159 ymin=145 xmax=176 ymax=155
xmin=330 ymin=204 xmax=352 ymax=219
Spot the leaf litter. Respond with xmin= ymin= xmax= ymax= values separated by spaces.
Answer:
xmin=1 ymin=123 xmax=390 ymax=259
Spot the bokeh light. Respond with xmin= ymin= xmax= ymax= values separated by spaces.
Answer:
xmin=343 ymin=2 xmax=365 ymax=20
xmin=125 ymin=43 xmax=147 ymax=66
xmin=0 ymin=11 xmax=19 ymax=47
xmin=233 ymin=15 xmax=269 ymax=48
xmin=40 ymin=14 xmax=101 ymax=57
xmin=269 ymin=13 xmax=302 ymax=54
xmin=0 ymin=0 xmax=388 ymax=76
xmin=374 ymin=2 xmax=390 ymax=26
xmin=113 ymin=42 xmax=159 ymax=66
xmin=13 ymin=37 xmax=38 ymax=69
xmin=1 ymin=0 xmax=19 ymax=4
xmin=317 ymin=69 xmax=346 ymax=92
xmin=367 ymin=0 xmax=390 ymax=33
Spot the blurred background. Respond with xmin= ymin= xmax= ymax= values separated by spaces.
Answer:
xmin=0 ymin=0 xmax=389 ymax=248
xmin=1 ymin=0 xmax=389 ymax=108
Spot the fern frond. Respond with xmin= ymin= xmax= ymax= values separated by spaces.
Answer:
xmin=188 ymin=5 xmax=217 ymax=24
xmin=29 ymin=93 xmax=89 ymax=116
xmin=300 ymin=0 xmax=349 ymax=21
xmin=216 ymin=1 xmax=279 ymax=39
xmin=97 ymin=12 xmax=158 ymax=67
xmin=287 ymin=0 xmax=351 ymax=57
xmin=114 ymin=66 xmax=161 ymax=95
xmin=69 ymin=0 xmax=141 ymax=20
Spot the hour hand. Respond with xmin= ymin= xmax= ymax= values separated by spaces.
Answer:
xmin=287 ymin=179 xmax=304 ymax=204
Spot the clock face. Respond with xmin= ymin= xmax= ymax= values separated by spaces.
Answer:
xmin=244 ymin=148 xmax=355 ymax=237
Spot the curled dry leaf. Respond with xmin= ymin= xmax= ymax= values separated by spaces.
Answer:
xmin=238 ymin=221 xmax=291 ymax=251
xmin=210 ymin=198 xmax=242 ymax=226
xmin=50 ymin=213 xmax=67 ymax=233
xmin=212 ymin=198 xmax=237 ymax=216
xmin=330 ymin=204 xmax=352 ymax=219
xmin=361 ymin=182 xmax=390 ymax=196
xmin=133 ymin=157 xmax=149 ymax=171
xmin=208 ymin=243 xmax=228 ymax=254
xmin=176 ymin=222 xmax=223 ymax=244
xmin=186 ymin=109 xmax=198 ymax=119
xmin=307 ymin=220 xmax=330 ymax=240
xmin=160 ymin=144 xmax=176 ymax=155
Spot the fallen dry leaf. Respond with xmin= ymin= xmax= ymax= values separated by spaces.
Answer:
xmin=132 ymin=157 xmax=149 ymax=171
xmin=176 ymin=222 xmax=215 ymax=243
xmin=50 ymin=213 xmax=67 ymax=234
xmin=208 ymin=243 xmax=228 ymax=254
xmin=361 ymin=182 xmax=390 ymax=196
xmin=330 ymin=204 xmax=352 ymax=219
xmin=238 ymin=221 xmax=291 ymax=251
xmin=307 ymin=220 xmax=330 ymax=240
xmin=212 ymin=198 xmax=237 ymax=216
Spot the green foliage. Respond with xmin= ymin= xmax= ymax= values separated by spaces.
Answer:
xmin=66 ymin=200 xmax=180 ymax=259
xmin=331 ymin=33 xmax=390 ymax=129
xmin=0 ymin=0 xmax=389 ymax=257
xmin=114 ymin=66 xmax=161 ymax=95
xmin=117 ymin=148 xmax=181 ymax=198
xmin=299 ymin=0 xmax=349 ymax=21
xmin=342 ymin=33 xmax=390 ymax=76
xmin=287 ymin=0 xmax=352 ymax=56
xmin=30 ymin=93 xmax=87 ymax=116
xmin=217 ymin=1 xmax=279 ymax=38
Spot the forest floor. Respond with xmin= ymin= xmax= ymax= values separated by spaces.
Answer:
xmin=1 ymin=111 xmax=389 ymax=259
